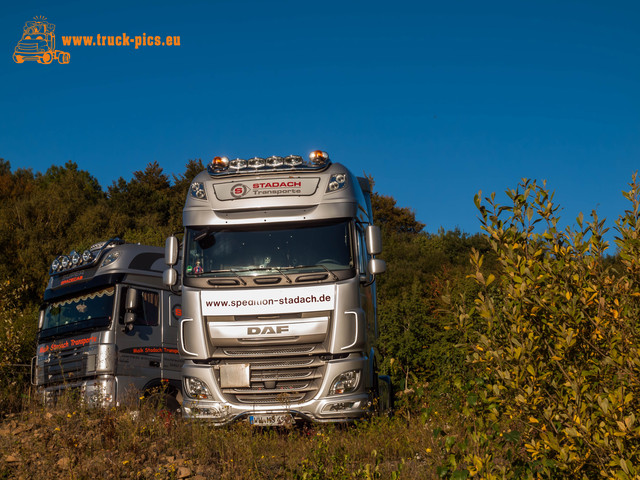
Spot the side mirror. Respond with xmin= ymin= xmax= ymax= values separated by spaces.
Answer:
xmin=368 ymin=258 xmax=386 ymax=275
xmin=365 ymin=225 xmax=383 ymax=256
xmin=123 ymin=288 xmax=138 ymax=332
xmin=165 ymin=236 xmax=179 ymax=266
xmin=38 ymin=310 xmax=45 ymax=330
xmin=163 ymin=267 xmax=178 ymax=287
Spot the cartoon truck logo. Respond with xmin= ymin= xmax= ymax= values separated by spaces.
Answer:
xmin=13 ymin=17 xmax=70 ymax=64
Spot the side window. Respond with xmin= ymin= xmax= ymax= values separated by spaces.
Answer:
xmin=137 ymin=291 xmax=159 ymax=326
xmin=119 ymin=288 xmax=159 ymax=326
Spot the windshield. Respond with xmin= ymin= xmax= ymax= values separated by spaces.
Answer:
xmin=40 ymin=287 xmax=114 ymax=339
xmin=184 ymin=220 xmax=353 ymax=277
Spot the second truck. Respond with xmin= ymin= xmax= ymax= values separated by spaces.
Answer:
xmin=164 ymin=150 xmax=389 ymax=425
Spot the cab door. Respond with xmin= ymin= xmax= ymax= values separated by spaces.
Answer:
xmin=161 ymin=292 xmax=182 ymax=383
xmin=115 ymin=286 xmax=162 ymax=399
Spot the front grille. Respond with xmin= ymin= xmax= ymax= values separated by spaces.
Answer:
xmin=216 ymin=356 xmax=325 ymax=405
xmin=223 ymin=345 xmax=316 ymax=357
xmin=18 ymin=44 xmax=39 ymax=52
xmin=43 ymin=347 xmax=92 ymax=385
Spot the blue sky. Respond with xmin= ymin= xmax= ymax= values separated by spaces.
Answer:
xmin=1 ymin=1 xmax=639 ymax=246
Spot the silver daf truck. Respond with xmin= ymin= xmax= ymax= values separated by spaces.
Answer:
xmin=164 ymin=151 xmax=389 ymax=425
xmin=33 ymin=239 xmax=183 ymax=408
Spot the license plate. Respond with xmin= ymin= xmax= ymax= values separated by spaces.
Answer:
xmin=249 ymin=413 xmax=293 ymax=427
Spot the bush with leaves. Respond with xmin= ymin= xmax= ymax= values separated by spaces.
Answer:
xmin=453 ymin=177 xmax=640 ymax=478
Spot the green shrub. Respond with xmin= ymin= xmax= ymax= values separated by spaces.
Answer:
xmin=455 ymin=177 xmax=640 ymax=478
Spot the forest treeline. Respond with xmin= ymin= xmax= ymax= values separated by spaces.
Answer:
xmin=0 ymin=158 xmax=489 ymax=393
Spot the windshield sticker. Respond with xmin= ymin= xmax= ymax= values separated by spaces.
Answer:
xmin=39 ymin=335 xmax=98 ymax=354
xmin=213 ymin=178 xmax=320 ymax=200
xmin=201 ymin=285 xmax=335 ymax=316
xmin=120 ymin=346 xmax=179 ymax=355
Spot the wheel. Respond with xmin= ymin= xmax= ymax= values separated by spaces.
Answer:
xmin=57 ymin=52 xmax=70 ymax=64
xmin=39 ymin=52 xmax=53 ymax=64
xmin=13 ymin=53 xmax=24 ymax=64
xmin=376 ymin=375 xmax=393 ymax=416
xmin=143 ymin=392 xmax=181 ymax=413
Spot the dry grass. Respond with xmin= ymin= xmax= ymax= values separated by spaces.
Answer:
xmin=0 ymin=391 xmax=454 ymax=479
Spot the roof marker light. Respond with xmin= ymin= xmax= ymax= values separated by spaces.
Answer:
xmin=248 ymin=157 xmax=266 ymax=169
xmin=310 ymin=150 xmax=330 ymax=165
xmin=266 ymin=156 xmax=284 ymax=167
xmin=284 ymin=155 xmax=303 ymax=166
xmin=229 ymin=158 xmax=247 ymax=170
xmin=327 ymin=172 xmax=348 ymax=193
xmin=101 ymin=251 xmax=120 ymax=267
xmin=209 ymin=156 xmax=229 ymax=173
xmin=190 ymin=182 xmax=207 ymax=200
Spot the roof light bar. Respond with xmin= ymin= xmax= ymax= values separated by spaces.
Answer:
xmin=49 ymin=238 xmax=124 ymax=275
xmin=206 ymin=151 xmax=331 ymax=176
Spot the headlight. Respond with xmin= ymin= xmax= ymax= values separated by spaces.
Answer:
xmin=60 ymin=256 xmax=70 ymax=268
xmin=70 ymin=251 xmax=80 ymax=266
xmin=329 ymin=369 xmax=361 ymax=395
xmin=184 ymin=376 xmax=212 ymax=399
xmin=51 ymin=258 xmax=60 ymax=272
xmin=82 ymin=250 xmax=92 ymax=263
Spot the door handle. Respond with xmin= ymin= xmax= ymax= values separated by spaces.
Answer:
xmin=149 ymin=361 xmax=160 ymax=367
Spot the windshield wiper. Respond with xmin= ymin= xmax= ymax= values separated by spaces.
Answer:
xmin=205 ymin=266 xmax=294 ymax=285
xmin=294 ymin=264 xmax=339 ymax=281
xmin=266 ymin=267 xmax=292 ymax=284
xmin=206 ymin=268 xmax=247 ymax=286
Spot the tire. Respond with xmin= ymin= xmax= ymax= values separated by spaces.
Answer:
xmin=143 ymin=392 xmax=181 ymax=413
xmin=376 ymin=375 xmax=393 ymax=416
xmin=57 ymin=52 xmax=70 ymax=64
xmin=39 ymin=52 xmax=53 ymax=64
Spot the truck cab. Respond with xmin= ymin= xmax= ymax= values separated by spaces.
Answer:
xmin=165 ymin=151 xmax=389 ymax=425
xmin=13 ymin=19 xmax=70 ymax=65
xmin=34 ymin=239 xmax=183 ymax=408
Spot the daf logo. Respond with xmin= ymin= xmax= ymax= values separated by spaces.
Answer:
xmin=247 ymin=325 xmax=289 ymax=335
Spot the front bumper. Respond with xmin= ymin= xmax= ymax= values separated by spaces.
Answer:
xmin=180 ymin=358 xmax=373 ymax=424
xmin=39 ymin=375 xmax=116 ymax=408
